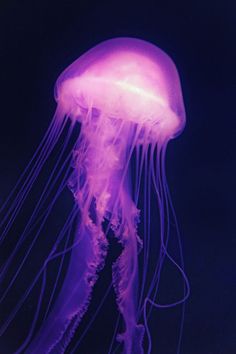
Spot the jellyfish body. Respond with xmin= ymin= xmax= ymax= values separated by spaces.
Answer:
xmin=0 ymin=38 xmax=188 ymax=354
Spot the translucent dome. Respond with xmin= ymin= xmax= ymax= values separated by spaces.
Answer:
xmin=55 ymin=37 xmax=186 ymax=139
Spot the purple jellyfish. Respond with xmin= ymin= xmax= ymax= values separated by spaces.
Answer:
xmin=0 ymin=38 xmax=189 ymax=354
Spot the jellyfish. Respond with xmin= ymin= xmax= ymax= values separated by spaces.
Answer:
xmin=0 ymin=38 xmax=189 ymax=354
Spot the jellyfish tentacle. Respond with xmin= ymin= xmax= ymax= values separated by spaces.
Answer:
xmin=0 ymin=130 xmax=74 ymax=291
xmin=0 ymin=205 xmax=78 ymax=354
xmin=0 ymin=113 xmax=67 ymax=246
xmin=26 ymin=216 xmax=108 ymax=354
xmin=112 ymin=198 xmax=144 ymax=354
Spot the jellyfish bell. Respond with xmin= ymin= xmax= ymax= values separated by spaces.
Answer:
xmin=0 ymin=38 xmax=189 ymax=354
xmin=56 ymin=38 xmax=186 ymax=143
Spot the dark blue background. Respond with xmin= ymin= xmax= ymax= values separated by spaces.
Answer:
xmin=0 ymin=0 xmax=235 ymax=353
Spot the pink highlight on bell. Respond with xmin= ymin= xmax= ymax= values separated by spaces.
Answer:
xmin=57 ymin=39 xmax=185 ymax=141
xmin=0 ymin=38 xmax=189 ymax=354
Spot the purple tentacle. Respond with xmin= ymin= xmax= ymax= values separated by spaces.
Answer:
xmin=26 ymin=220 xmax=108 ymax=354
